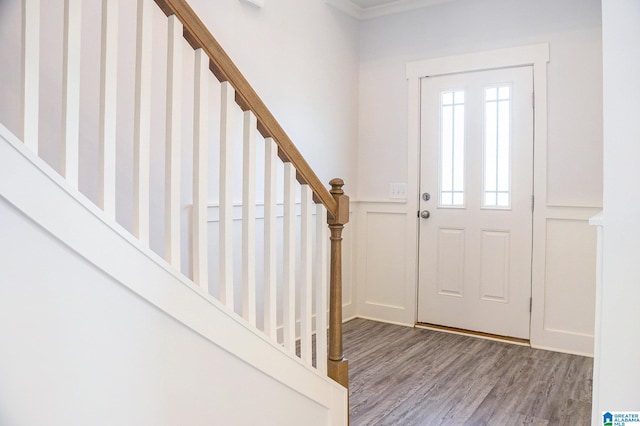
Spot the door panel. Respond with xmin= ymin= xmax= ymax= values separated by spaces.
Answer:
xmin=417 ymin=66 xmax=533 ymax=339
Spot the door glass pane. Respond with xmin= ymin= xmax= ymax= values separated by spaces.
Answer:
xmin=483 ymin=85 xmax=511 ymax=208
xmin=440 ymin=90 xmax=465 ymax=207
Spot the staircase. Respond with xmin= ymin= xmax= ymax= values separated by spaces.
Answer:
xmin=0 ymin=0 xmax=349 ymax=424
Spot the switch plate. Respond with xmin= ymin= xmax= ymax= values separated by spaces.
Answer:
xmin=389 ymin=183 xmax=407 ymax=199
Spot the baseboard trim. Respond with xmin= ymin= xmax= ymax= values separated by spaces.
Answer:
xmin=530 ymin=343 xmax=594 ymax=358
xmin=343 ymin=315 xmax=358 ymax=323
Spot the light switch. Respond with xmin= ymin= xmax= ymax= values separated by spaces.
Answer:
xmin=389 ymin=183 xmax=407 ymax=199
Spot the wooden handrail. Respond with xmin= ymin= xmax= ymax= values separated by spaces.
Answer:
xmin=153 ymin=0 xmax=338 ymax=217
xmin=152 ymin=0 xmax=349 ymax=397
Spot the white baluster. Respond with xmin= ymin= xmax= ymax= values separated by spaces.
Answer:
xmin=61 ymin=0 xmax=81 ymax=189
xmin=165 ymin=15 xmax=182 ymax=269
xmin=99 ymin=0 xmax=118 ymax=219
xmin=133 ymin=0 xmax=152 ymax=246
xmin=242 ymin=111 xmax=257 ymax=325
xmin=219 ymin=81 xmax=235 ymax=309
xmin=315 ymin=203 xmax=328 ymax=374
xmin=300 ymin=185 xmax=313 ymax=365
xmin=192 ymin=49 xmax=209 ymax=290
xmin=22 ymin=0 xmax=40 ymax=154
xmin=263 ymin=137 xmax=278 ymax=340
xmin=283 ymin=162 xmax=296 ymax=353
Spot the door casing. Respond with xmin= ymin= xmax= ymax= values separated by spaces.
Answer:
xmin=405 ymin=44 xmax=550 ymax=341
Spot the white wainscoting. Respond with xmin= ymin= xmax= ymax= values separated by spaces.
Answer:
xmin=354 ymin=200 xmax=417 ymax=326
xmin=354 ymin=199 xmax=600 ymax=356
xmin=342 ymin=210 xmax=357 ymax=321
xmin=531 ymin=204 xmax=600 ymax=356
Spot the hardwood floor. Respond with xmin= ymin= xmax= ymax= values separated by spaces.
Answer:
xmin=344 ymin=319 xmax=593 ymax=425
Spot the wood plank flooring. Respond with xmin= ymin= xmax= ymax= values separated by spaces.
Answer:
xmin=344 ymin=319 xmax=593 ymax=425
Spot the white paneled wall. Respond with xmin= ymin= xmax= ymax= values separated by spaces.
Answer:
xmin=530 ymin=207 xmax=600 ymax=355
xmin=357 ymin=206 xmax=412 ymax=323
xmin=537 ymin=208 xmax=596 ymax=355
xmin=354 ymin=201 xmax=600 ymax=355
xmin=544 ymin=219 xmax=597 ymax=335
xmin=363 ymin=212 xmax=406 ymax=309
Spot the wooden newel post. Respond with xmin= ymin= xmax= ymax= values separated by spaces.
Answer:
xmin=327 ymin=178 xmax=349 ymax=390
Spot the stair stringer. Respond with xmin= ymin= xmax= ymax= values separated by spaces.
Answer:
xmin=0 ymin=123 xmax=347 ymax=425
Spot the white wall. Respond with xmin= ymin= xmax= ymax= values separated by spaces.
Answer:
xmin=358 ymin=0 xmax=602 ymax=202
xmin=0 ymin=0 xmax=360 ymax=207
xmin=188 ymin=0 xmax=359 ymax=192
xmin=354 ymin=0 xmax=602 ymax=354
xmin=596 ymin=0 xmax=640 ymax=419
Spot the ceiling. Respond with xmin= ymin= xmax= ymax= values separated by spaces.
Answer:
xmin=325 ymin=0 xmax=456 ymax=20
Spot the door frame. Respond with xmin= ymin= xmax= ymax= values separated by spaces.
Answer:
xmin=416 ymin=66 xmax=535 ymax=338
xmin=405 ymin=44 xmax=549 ymax=341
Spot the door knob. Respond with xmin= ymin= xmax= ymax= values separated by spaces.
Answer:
xmin=420 ymin=210 xmax=431 ymax=219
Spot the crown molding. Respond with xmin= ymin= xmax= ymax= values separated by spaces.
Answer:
xmin=325 ymin=0 xmax=455 ymax=20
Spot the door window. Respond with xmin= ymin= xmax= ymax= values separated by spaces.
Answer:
xmin=483 ymin=85 xmax=511 ymax=208
xmin=439 ymin=90 xmax=465 ymax=207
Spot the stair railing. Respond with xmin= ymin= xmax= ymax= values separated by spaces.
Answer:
xmin=18 ymin=0 xmax=348 ymax=389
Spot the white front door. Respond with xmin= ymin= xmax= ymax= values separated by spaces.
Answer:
xmin=417 ymin=66 xmax=534 ymax=339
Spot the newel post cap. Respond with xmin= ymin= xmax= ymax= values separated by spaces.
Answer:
xmin=328 ymin=178 xmax=349 ymax=225
xmin=330 ymin=178 xmax=345 ymax=196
